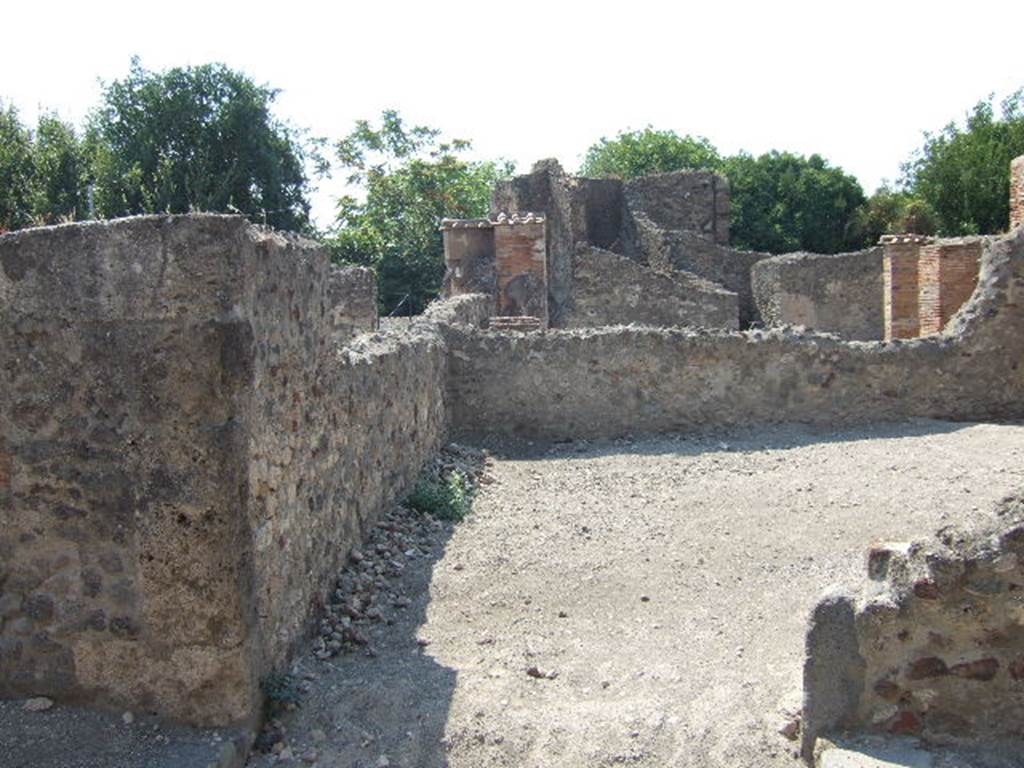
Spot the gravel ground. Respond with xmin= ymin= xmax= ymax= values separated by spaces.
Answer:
xmin=248 ymin=420 xmax=1024 ymax=768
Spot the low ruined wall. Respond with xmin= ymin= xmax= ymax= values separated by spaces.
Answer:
xmin=751 ymin=248 xmax=884 ymax=340
xmin=327 ymin=265 xmax=378 ymax=339
xmin=567 ymin=246 xmax=738 ymax=329
xmin=0 ymin=216 xmax=484 ymax=728
xmin=625 ymin=212 xmax=769 ymax=327
xmin=1011 ymin=156 xmax=1024 ymax=231
xmin=447 ymin=228 xmax=1024 ymax=441
xmin=801 ymin=495 xmax=1024 ymax=759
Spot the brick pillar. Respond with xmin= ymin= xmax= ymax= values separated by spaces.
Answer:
xmin=917 ymin=239 xmax=982 ymax=335
xmin=493 ymin=213 xmax=548 ymax=326
xmin=1011 ymin=156 xmax=1024 ymax=231
xmin=881 ymin=235 xmax=930 ymax=340
xmin=440 ymin=219 xmax=496 ymax=300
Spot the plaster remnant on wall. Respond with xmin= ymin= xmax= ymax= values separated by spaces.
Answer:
xmin=752 ymin=248 xmax=884 ymax=340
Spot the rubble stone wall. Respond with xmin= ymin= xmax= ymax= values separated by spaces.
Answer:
xmin=1011 ymin=156 xmax=1024 ymax=231
xmin=623 ymin=170 xmax=730 ymax=245
xmin=326 ymin=265 xmax=378 ymax=339
xmin=447 ymin=228 xmax=1024 ymax=441
xmin=751 ymin=248 xmax=884 ymax=340
xmin=567 ymin=246 xmax=738 ymax=329
xmin=0 ymin=216 xmax=488 ymax=728
xmin=801 ymin=496 xmax=1024 ymax=759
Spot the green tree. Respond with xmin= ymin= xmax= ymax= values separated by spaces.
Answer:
xmin=328 ymin=110 xmax=513 ymax=314
xmin=30 ymin=112 xmax=87 ymax=225
xmin=902 ymin=90 xmax=1024 ymax=235
xmin=579 ymin=127 xmax=721 ymax=177
xmin=85 ymin=58 xmax=317 ymax=232
xmin=848 ymin=185 xmax=937 ymax=244
xmin=722 ymin=151 xmax=866 ymax=254
xmin=0 ymin=102 xmax=34 ymax=232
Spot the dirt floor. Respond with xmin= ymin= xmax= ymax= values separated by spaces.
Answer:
xmin=247 ymin=420 xmax=1024 ymax=768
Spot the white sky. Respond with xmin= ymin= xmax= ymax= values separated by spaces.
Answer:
xmin=3 ymin=1 xmax=1022 ymax=230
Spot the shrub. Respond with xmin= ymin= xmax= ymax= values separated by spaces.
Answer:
xmin=405 ymin=470 xmax=473 ymax=522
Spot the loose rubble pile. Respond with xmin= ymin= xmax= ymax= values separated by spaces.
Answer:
xmin=312 ymin=443 xmax=490 ymax=659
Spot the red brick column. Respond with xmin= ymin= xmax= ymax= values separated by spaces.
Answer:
xmin=493 ymin=213 xmax=548 ymax=326
xmin=881 ymin=235 xmax=930 ymax=340
xmin=917 ymin=239 xmax=982 ymax=335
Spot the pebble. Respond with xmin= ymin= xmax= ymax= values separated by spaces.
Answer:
xmin=22 ymin=697 xmax=53 ymax=712
xmin=376 ymin=756 xmax=391 ymax=767
xmin=310 ymin=728 xmax=327 ymax=742
xmin=122 ymin=711 xmax=134 ymax=725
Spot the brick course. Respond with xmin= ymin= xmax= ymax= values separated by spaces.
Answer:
xmin=882 ymin=235 xmax=929 ymax=340
xmin=917 ymin=239 xmax=983 ymax=336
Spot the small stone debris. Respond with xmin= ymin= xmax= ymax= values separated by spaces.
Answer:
xmin=525 ymin=665 xmax=558 ymax=680
xmin=22 ymin=697 xmax=53 ymax=712
xmin=310 ymin=728 xmax=327 ymax=742
xmin=314 ymin=444 xmax=488 ymax=660
xmin=121 ymin=711 xmax=134 ymax=725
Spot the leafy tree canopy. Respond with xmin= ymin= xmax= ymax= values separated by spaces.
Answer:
xmin=723 ymin=151 xmax=866 ymax=254
xmin=849 ymin=185 xmax=937 ymax=245
xmin=902 ymin=90 xmax=1024 ymax=236
xmin=86 ymin=58 xmax=318 ymax=232
xmin=0 ymin=102 xmax=34 ymax=232
xmin=328 ymin=110 xmax=513 ymax=314
xmin=579 ymin=127 xmax=721 ymax=178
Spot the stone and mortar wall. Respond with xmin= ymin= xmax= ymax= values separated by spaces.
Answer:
xmin=0 ymin=216 xmax=488 ymax=728
xmin=326 ymin=265 xmax=378 ymax=339
xmin=446 ymin=227 xmax=1024 ymax=441
xmin=751 ymin=248 xmax=884 ymax=340
xmin=1011 ymin=156 xmax=1024 ymax=231
xmin=567 ymin=246 xmax=738 ymax=330
xmin=624 ymin=213 xmax=769 ymax=327
xmin=801 ymin=495 xmax=1024 ymax=761
xmin=623 ymin=170 xmax=730 ymax=245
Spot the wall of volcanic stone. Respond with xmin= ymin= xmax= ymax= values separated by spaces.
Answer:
xmin=447 ymin=228 xmax=1024 ymax=441
xmin=751 ymin=247 xmax=884 ymax=340
xmin=0 ymin=215 xmax=485 ymax=728
xmin=801 ymin=494 xmax=1024 ymax=758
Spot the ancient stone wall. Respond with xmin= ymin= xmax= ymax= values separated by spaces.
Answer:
xmin=326 ymin=265 xmax=378 ymax=339
xmin=625 ymin=213 xmax=769 ymax=327
xmin=623 ymin=170 xmax=730 ymax=245
xmin=917 ymin=238 xmax=985 ymax=336
xmin=801 ymin=495 xmax=1024 ymax=759
xmin=0 ymin=216 xmax=489 ymax=728
xmin=446 ymin=228 xmax=1024 ymax=441
xmin=751 ymin=248 xmax=884 ymax=340
xmin=567 ymin=246 xmax=738 ymax=329
xmin=1011 ymin=155 xmax=1024 ymax=231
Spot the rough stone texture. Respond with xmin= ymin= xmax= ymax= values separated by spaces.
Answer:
xmin=568 ymin=246 xmax=738 ymax=329
xmin=623 ymin=170 xmax=730 ymax=245
xmin=447 ymin=227 xmax=1024 ymax=441
xmin=326 ymin=265 xmax=378 ymax=340
xmin=882 ymin=236 xmax=929 ymax=341
xmin=917 ymin=239 xmax=984 ymax=336
xmin=751 ymin=248 xmax=884 ymax=340
xmin=441 ymin=221 xmax=497 ymax=301
xmin=0 ymin=216 xmax=489 ymax=728
xmin=625 ymin=214 xmax=770 ymax=327
xmin=802 ymin=495 xmax=1024 ymax=756
xmin=492 ymin=160 xmax=575 ymax=327
xmin=493 ymin=220 xmax=548 ymax=324
xmin=1011 ymin=156 xmax=1024 ymax=231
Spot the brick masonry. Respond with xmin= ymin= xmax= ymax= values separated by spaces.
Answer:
xmin=917 ymin=238 xmax=984 ymax=336
xmin=493 ymin=219 xmax=548 ymax=324
xmin=881 ymin=235 xmax=929 ymax=341
xmin=1011 ymin=155 xmax=1024 ymax=231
